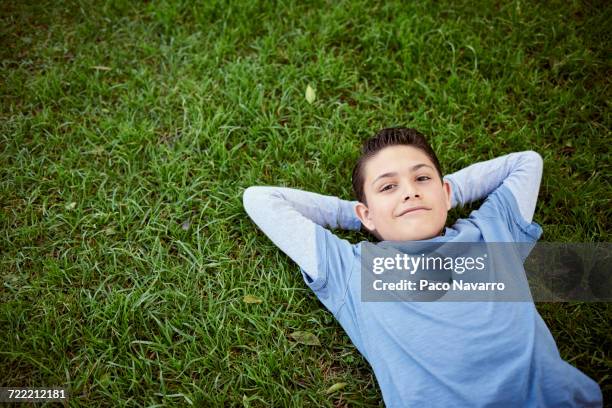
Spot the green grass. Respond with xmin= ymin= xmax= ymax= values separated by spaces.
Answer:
xmin=1 ymin=0 xmax=610 ymax=406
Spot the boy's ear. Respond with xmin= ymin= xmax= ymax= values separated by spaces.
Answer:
xmin=443 ymin=180 xmax=452 ymax=211
xmin=355 ymin=202 xmax=376 ymax=232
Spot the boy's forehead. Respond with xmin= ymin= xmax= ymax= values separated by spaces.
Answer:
xmin=365 ymin=145 xmax=434 ymax=182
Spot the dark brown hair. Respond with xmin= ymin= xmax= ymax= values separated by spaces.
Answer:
xmin=351 ymin=127 xmax=444 ymax=206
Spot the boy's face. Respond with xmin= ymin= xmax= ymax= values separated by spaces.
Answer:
xmin=355 ymin=145 xmax=452 ymax=241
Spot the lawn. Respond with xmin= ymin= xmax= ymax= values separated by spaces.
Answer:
xmin=1 ymin=0 xmax=610 ymax=406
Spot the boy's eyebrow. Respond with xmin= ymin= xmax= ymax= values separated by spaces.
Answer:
xmin=371 ymin=164 xmax=434 ymax=186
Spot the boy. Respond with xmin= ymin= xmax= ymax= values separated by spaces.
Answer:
xmin=243 ymin=127 xmax=602 ymax=407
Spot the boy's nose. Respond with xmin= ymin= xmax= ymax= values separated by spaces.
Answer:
xmin=403 ymin=184 xmax=420 ymax=200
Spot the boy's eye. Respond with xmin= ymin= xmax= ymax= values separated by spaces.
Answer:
xmin=380 ymin=177 xmax=430 ymax=192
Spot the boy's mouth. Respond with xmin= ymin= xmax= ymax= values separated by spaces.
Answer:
xmin=397 ymin=206 xmax=430 ymax=217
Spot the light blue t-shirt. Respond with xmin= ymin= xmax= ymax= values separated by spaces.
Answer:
xmin=300 ymin=184 xmax=603 ymax=408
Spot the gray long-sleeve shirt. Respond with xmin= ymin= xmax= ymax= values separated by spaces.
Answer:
xmin=242 ymin=151 xmax=603 ymax=408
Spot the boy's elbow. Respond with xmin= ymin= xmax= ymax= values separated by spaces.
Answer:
xmin=242 ymin=186 xmax=261 ymax=213
xmin=523 ymin=150 xmax=543 ymax=163
xmin=522 ymin=150 xmax=544 ymax=173
xmin=242 ymin=186 xmax=275 ymax=215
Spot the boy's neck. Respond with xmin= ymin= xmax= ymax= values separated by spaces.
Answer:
xmin=376 ymin=227 xmax=447 ymax=242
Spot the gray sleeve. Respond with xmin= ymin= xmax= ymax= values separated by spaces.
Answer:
xmin=243 ymin=186 xmax=361 ymax=281
xmin=443 ymin=151 xmax=543 ymax=223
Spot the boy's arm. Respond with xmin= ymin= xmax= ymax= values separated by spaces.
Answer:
xmin=243 ymin=186 xmax=360 ymax=281
xmin=443 ymin=151 xmax=543 ymax=223
xmin=243 ymin=151 xmax=543 ymax=280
